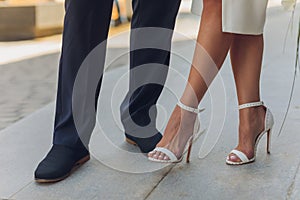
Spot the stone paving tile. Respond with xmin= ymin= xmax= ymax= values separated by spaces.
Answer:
xmin=0 ymin=53 xmax=59 ymax=130
xmin=289 ymin=166 xmax=300 ymax=200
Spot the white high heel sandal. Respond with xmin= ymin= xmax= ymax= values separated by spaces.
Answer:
xmin=226 ymin=101 xmax=274 ymax=165
xmin=148 ymin=101 xmax=204 ymax=163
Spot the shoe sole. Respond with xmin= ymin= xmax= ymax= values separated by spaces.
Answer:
xmin=35 ymin=155 xmax=90 ymax=183
xmin=125 ymin=138 xmax=137 ymax=146
xmin=225 ymin=158 xmax=255 ymax=165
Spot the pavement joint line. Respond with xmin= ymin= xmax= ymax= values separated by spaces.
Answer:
xmin=8 ymin=180 xmax=34 ymax=199
xmin=143 ymin=165 xmax=175 ymax=200
xmin=91 ymin=194 xmax=99 ymax=200
xmin=0 ymin=199 xmax=15 ymax=200
xmin=89 ymin=155 xmax=176 ymax=200
xmin=285 ymin=159 xmax=300 ymax=200
xmin=90 ymin=152 xmax=177 ymax=200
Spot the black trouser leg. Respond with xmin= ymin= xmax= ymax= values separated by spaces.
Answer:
xmin=53 ymin=0 xmax=114 ymax=149
xmin=120 ymin=0 xmax=181 ymax=148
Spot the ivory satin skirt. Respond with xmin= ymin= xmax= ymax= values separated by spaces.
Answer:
xmin=191 ymin=0 xmax=269 ymax=35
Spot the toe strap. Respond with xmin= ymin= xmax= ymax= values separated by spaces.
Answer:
xmin=230 ymin=149 xmax=249 ymax=162
xmin=154 ymin=147 xmax=178 ymax=162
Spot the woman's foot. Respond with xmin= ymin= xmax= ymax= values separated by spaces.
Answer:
xmin=148 ymin=105 xmax=198 ymax=161
xmin=227 ymin=105 xmax=266 ymax=163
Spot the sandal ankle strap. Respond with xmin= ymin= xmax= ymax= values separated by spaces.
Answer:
xmin=238 ymin=101 xmax=264 ymax=110
xmin=177 ymin=101 xmax=204 ymax=114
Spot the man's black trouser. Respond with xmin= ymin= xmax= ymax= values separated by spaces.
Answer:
xmin=53 ymin=0 xmax=181 ymax=148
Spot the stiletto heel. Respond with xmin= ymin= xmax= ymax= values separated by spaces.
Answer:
xmin=148 ymin=101 xmax=204 ymax=163
xmin=267 ymin=129 xmax=271 ymax=154
xmin=186 ymin=138 xmax=193 ymax=163
xmin=226 ymin=101 xmax=274 ymax=165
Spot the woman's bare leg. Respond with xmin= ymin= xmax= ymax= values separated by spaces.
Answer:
xmin=148 ymin=0 xmax=233 ymax=160
xmin=227 ymin=34 xmax=266 ymax=162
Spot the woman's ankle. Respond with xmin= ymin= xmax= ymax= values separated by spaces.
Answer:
xmin=239 ymin=106 xmax=265 ymax=124
xmin=157 ymin=105 xmax=197 ymax=147
xmin=238 ymin=106 xmax=266 ymax=145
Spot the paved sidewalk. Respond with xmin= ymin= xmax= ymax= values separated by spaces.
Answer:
xmin=1 ymin=3 xmax=300 ymax=200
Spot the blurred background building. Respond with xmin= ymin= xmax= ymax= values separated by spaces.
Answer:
xmin=0 ymin=0 xmax=132 ymax=41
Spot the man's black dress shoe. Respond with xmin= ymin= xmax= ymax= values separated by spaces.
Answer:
xmin=34 ymin=144 xmax=90 ymax=183
xmin=125 ymin=132 xmax=162 ymax=153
